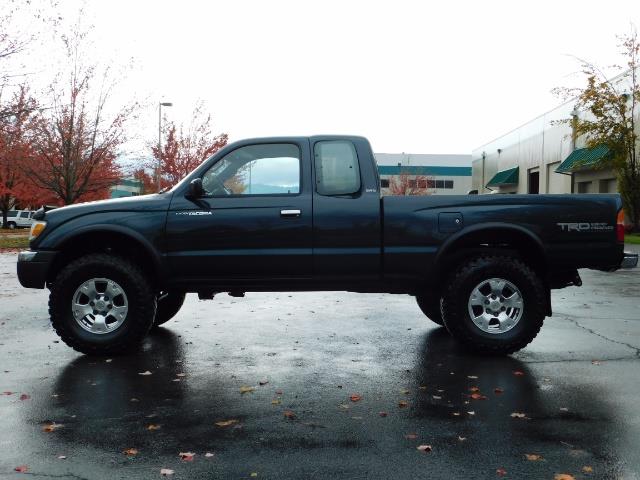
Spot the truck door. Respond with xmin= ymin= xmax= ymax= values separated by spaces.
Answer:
xmin=311 ymin=137 xmax=382 ymax=280
xmin=165 ymin=140 xmax=313 ymax=282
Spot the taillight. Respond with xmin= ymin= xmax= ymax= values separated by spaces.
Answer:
xmin=616 ymin=209 xmax=625 ymax=243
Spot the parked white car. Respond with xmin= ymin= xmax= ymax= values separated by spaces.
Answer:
xmin=1 ymin=210 xmax=36 ymax=229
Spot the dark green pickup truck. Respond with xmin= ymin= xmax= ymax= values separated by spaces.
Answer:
xmin=17 ymin=135 xmax=638 ymax=356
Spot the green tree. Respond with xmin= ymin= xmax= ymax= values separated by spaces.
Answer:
xmin=555 ymin=29 xmax=640 ymax=230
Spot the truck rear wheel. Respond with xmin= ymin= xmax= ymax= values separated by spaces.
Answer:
xmin=415 ymin=293 xmax=444 ymax=326
xmin=153 ymin=292 xmax=186 ymax=327
xmin=441 ymin=255 xmax=546 ymax=355
xmin=49 ymin=254 xmax=156 ymax=355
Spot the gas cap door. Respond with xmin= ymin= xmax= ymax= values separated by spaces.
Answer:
xmin=438 ymin=212 xmax=463 ymax=233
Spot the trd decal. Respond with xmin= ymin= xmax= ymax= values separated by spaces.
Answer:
xmin=557 ymin=222 xmax=613 ymax=232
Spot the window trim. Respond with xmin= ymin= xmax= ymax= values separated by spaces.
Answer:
xmin=200 ymin=142 xmax=303 ymax=199
xmin=313 ymin=140 xmax=362 ymax=197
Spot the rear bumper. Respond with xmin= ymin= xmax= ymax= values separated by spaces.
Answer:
xmin=621 ymin=252 xmax=638 ymax=269
xmin=17 ymin=250 xmax=57 ymax=289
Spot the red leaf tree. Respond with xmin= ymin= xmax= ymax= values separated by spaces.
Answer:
xmin=151 ymin=103 xmax=228 ymax=190
xmin=26 ymin=25 xmax=135 ymax=205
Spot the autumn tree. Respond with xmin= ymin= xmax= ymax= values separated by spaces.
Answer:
xmin=554 ymin=28 xmax=640 ymax=230
xmin=0 ymin=86 xmax=40 ymax=227
xmin=388 ymin=170 xmax=435 ymax=196
xmin=151 ymin=103 xmax=228 ymax=191
xmin=26 ymin=24 xmax=135 ymax=205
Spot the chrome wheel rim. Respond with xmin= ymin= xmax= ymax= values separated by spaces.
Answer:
xmin=467 ymin=277 xmax=523 ymax=334
xmin=71 ymin=278 xmax=128 ymax=335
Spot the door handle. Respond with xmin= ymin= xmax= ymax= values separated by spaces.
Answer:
xmin=280 ymin=209 xmax=301 ymax=217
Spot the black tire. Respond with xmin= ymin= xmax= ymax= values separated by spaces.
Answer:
xmin=415 ymin=293 xmax=445 ymax=326
xmin=153 ymin=291 xmax=186 ymax=327
xmin=441 ymin=255 xmax=546 ymax=355
xmin=49 ymin=254 xmax=156 ymax=355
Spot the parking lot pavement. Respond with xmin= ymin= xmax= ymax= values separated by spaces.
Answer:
xmin=1 ymin=251 xmax=639 ymax=479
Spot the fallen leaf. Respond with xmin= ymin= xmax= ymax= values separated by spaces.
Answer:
xmin=560 ymin=407 xmax=569 ymax=412
xmin=338 ymin=403 xmax=350 ymax=410
xmin=458 ymin=436 xmax=467 ymax=441
xmin=130 ymin=398 xmax=139 ymax=402
xmin=452 ymin=412 xmax=460 ymax=416
xmin=416 ymin=444 xmax=432 ymax=453
xmin=160 ymin=468 xmax=174 ymax=476
xmin=400 ymin=389 xmax=410 ymax=395
xmin=419 ymin=385 xmax=427 ymax=390
xmin=215 ymin=419 xmax=239 ymax=427
xmin=398 ymin=400 xmax=409 ymax=408
xmin=432 ymin=395 xmax=442 ymax=400
xmin=123 ymin=448 xmax=138 ymax=456
xmin=379 ymin=411 xmax=388 ymax=417
xmin=57 ymin=455 xmax=67 ymax=460
xmin=404 ymin=433 xmax=418 ymax=440
xmin=105 ymin=359 xmax=112 ymax=363
xmin=175 ymin=373 xmax=186 ymax=377
xmin=582 ymin=466 xmax=593 ymax=473
xmin=147 ymin=424 xmax=161 ymax=431
xmin=350 ymin=394 xmax=362 ymax=402
xmin=42 ymin=422 xmax=63 ymax=432
xmin=283 ymin=410 xmax=296 ymax=419
xmin=179 ymin=452 xmax=195 ymax=461
xmin=496 ymin=467 xmax=507 ymax=476
xmin=467 ymin=375 xmax=478 ymax=379
xmin=259 ymin=380 xmax=269 ymax=386
xmin=205 ymin=452 xmax=215 ymax=458
xmin=554 ymin=475 xmax=576 ymax=480
xmin=591 ymin=360 xmax=601 ymax=365
xmin=240 ymin=386 xmax=255 ymax=394
xmin=14 ymin=465 xmax=28 ymax=473
xmin=19 ymin=394 xmax=30 ymax=401
xmin=513 ymin=371 xmax=525 ymax=376
xmin=524 ymin=453 xmax=543 ymax=461
xmin=271 ymin=399 xmax=281 ymax=405
xmin=138 ymin=371 xmax=153 ymax=376
xmin=510 ymin=412 xmax=526 ymax=418
xmin=469 ymin=386 xmax=480 ymax=393
xmin=470 ymin=393 xmax=487 ymax=400
xmin=494 ymin=388 xmax=504 ymax=394
xmin=275 ymin=390 xmax=283 ymax=395
xmin=250 ymin=474 xmax=258 ymax=478
xmin=467 ymin=411 xmax=475 ymax=416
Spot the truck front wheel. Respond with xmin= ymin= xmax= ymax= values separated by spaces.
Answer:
xmin=49 ymin=254 xmax=156 ymax=355
xmin=153 ymin=292 xmax=186 ymax=327
xmin=441 ymin=255 xmax=546 ymax=355
xmin=415 ymin=293 xmax=444 ymax=326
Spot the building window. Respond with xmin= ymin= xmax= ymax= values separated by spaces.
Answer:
xmin=427 ymin=179 xmax=435 ymax=188
xmin=444 ymin=180 xmax=453 ymax=189
xmin=528 ymin=168 xmax=540 ymax=194
xmin=435 ymin=180 xmax=444 ymax=188
xmin=417 ymin=179 xmax=427 ymax=189
xmin=380 ymin=179 xmax=390 ymax=188
xmin=577 ymin=181 xmax=592 ymax=193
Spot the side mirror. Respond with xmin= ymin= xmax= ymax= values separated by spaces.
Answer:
xmin=467 ymin=189 xmax=479 ymax=195
xmin=188 ymin=178 xmax=204 ymax=198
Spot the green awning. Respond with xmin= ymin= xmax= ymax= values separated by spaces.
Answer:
xmin=486 ymin=166 xmax=519 ymax=188
xmin=555 ymin=145 xmax=611 ymax=173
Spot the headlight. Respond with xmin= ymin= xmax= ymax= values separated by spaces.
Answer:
xmin=29 ymin=221 xmax=47 ymax=241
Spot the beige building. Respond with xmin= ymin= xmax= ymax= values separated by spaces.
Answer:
xmin=472 ymin=71 xmax=637 ymax=195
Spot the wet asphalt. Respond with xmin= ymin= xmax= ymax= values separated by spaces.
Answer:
xmin=0 ymin=247 xmax=639 ymax=480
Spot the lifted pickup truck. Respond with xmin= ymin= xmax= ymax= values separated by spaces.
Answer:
xmin=17 ymin=135 xmax=638 ymax=356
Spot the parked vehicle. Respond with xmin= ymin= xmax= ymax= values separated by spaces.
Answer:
xmin=16 ymin=135 xmax=638 ymax=356
xmin=1 ymin=210 xmax=35 ymax=229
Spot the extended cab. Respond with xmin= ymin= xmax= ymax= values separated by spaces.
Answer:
xmin=17 ymin=136 xmax=638 ymax=355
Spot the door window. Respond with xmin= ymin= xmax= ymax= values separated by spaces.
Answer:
xmin=314 ymin=141 xmax=361 ymax=196
xmin=202 ymin=143 xmax=300 ymax=196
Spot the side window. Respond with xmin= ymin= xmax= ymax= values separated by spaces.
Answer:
xmin=202 ymin=143 xmax=300 ymax=196
xmin=314 ymin=141 xmax=361 ymax=196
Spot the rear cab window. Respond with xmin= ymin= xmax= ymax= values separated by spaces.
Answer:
xmin=314 ymin=141 xmax=361 ymax=196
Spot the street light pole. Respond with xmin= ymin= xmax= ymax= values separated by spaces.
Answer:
xmin=157 ymin=101 xmax=173 ymax=192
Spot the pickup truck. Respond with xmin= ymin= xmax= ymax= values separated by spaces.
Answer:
xmin=16 ymin=135 xmax=638 ymax=356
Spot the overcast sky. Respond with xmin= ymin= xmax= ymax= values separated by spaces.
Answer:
xmin=39 ymin=0 xmax=640 ymax=156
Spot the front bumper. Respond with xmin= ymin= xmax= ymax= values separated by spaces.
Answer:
xmin=621 ymin=252 xmax=638 ymax=269
xmin=17 ymin=250 xmax=57 ymax=289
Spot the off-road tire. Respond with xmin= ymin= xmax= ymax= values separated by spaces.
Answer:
xmin=441 ymin=255 xmax=546 ymax=355
xmin=49 ymin=254 xmax=156 ymax=355
xmin=415 ymin=293 xmax=445 ymax=326
xmin=153 ymin=292 xmax=186 ymax=327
